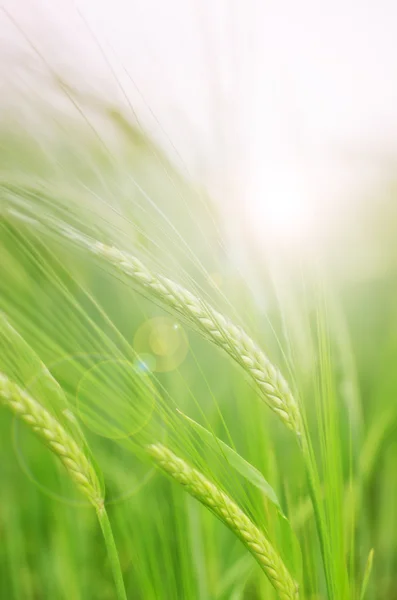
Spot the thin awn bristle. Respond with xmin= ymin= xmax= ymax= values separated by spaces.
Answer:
xmin=0 ymin=371 xmax=103 ymax=509
xmin=89 ymin=241 xmax=302 ymax=435
xmin=2 ymin=200 xmax=302 ymax=434
xmin=147 ymin=443 xmax=299 ymax=600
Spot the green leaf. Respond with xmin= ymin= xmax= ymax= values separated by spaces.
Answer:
xmin=177 ymin=409 xmax=283 ymax=514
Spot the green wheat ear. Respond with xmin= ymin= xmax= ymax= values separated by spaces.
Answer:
xmin=147 ymin=442 xmax=299 ymax=600
xmin=0 ymin=371 xmax=103 ymax=508
xmin=89 ymin=240 xmax=302 ymax=436
xmin=0 ymin=370 xmax=127 ymax=600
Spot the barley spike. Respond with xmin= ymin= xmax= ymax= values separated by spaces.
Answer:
xmin=91 ymin=241 xmax=302 ymax=435
xmin=0 ymin=371 xmax=103 ymax=509
xmin=148 ymin=442 xmax=299 ymax=600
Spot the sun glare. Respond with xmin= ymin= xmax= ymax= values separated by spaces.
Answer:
xmin=245 ymin=165 xmax=315 ymax=250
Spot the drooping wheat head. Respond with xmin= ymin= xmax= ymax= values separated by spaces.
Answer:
xmin=0 ymin=371 xmax=103 ymax=509
xmin=147 ymin=442 xmax=299 ymax=600
xmin=2 ymin=187 xmax=302 ymax=435
xmin=88 ymin=241 xmax=302 ymax=436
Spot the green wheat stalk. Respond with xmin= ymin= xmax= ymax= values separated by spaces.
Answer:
xmin=64 ymin=234 xmax=332 ymax=596
xmin=148 ymin=442 xmax=299 ymax=600
xmin=86 ymin=241 xmax=333 ymax=597
xmin=2 ymin=188 xmax=302 ymax=433
xmin=0 ymin=371 xmax=127 ymax=600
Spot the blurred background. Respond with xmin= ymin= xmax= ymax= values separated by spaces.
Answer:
xmin=3 ymin=0 xmax=397 ymax=272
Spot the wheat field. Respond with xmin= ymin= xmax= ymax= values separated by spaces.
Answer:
xmin=1 ymin=5 xmax=397 ymax=599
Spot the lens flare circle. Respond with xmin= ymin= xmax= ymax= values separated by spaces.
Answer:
xmin=133 ymin=317 xmax=189 ymax=372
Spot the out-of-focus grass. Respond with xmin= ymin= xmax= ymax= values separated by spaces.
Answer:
xmin=1 ymin=82 xmax=397 ymax=599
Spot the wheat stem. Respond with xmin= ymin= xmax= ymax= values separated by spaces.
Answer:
xmin=148 ymin=442 xmax=299 ymax=600
xmin=97 ymin=506 xmax=128 ymax=600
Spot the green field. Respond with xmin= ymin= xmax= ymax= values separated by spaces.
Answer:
xmin=1 ymin=86 xmax=397 ymax=600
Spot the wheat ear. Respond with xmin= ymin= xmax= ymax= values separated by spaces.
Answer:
xmin=88 ymin=241 xmax=302 ymax=435
xmin=148 ymin=443 xmax=299 ymax=600
xmin=0 ymin=371 xmax=128 ymax=600
xmin=0 ymin=371 xmax=103 ymax=507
